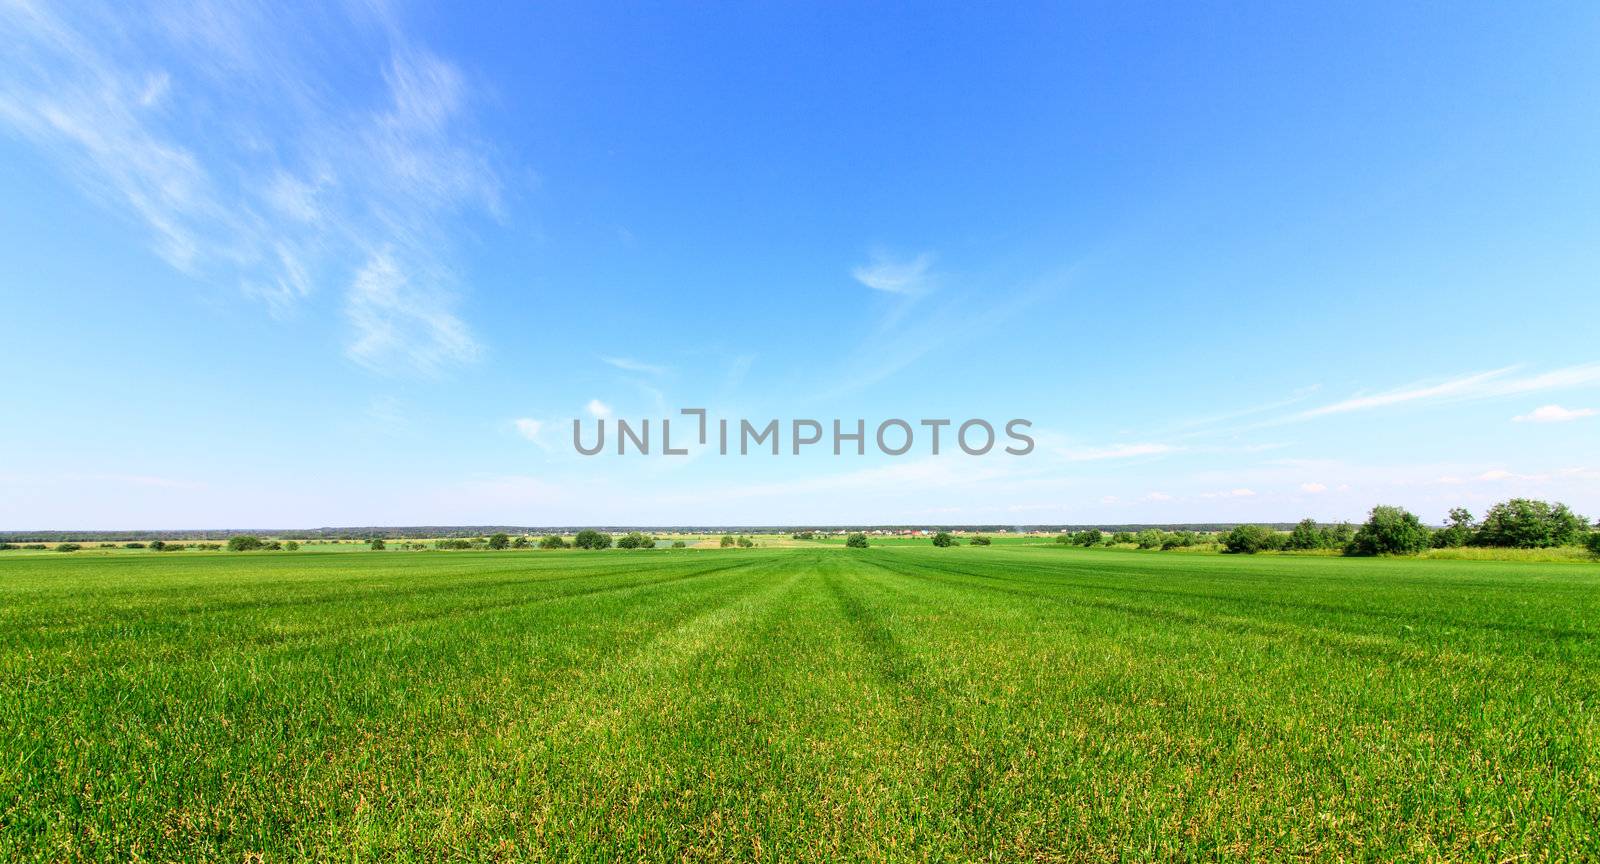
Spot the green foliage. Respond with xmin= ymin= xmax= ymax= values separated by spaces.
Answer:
xmin=844 ymin=532 xmax=869 ymax=548
xmin=1284 ymin=519 xmax=1325 ymax=551
xmin=1160 ymin=531 xmax=1199 ymax=551
xmin=227 ymin=536 xmax=264 ymax=552
xmin=488 ymin=532 xmax=510 ymax=550
xmin=720 ymin=534 xmax=737 ymax=548
xmin=369 ymin=538 xmax=386 ymax=551
xmin=1431 ymin=508 xmax=1475 ymax=549
xmin=1135 ymin=529 xmax=1164 ymax=550
xmin=123 ymin=542 xmax=146 ymax=549
xmin=617 ymin=532 xmax=653 ymax=550
xmin=931 ymin=532 xmax=955 ymax=547
xmin=1054 ymin=534 xmax=1072 ymax=545
xmin=1111 ymin=531 xmax=1135 ymax=545
xmin=1221 ymin=525 xmax=1281 ymax=554
xmin=1346 ymin=505 xmax=1431 ymax=556
xmin=671 ymin=540 xmax=687 ymax=549
xmin=435 ymin=539 xmax=473 ymax=550
xmin=1073 ymin=529 xmax=1103 ymax=547
xmin=791 ymin=531 xmax=816 ymax=540
xmin=1474 ymin=499 xmax=1590 ymax=548
xmin=511 ymin=536 xmax=530 ymax=549
xmin=54 ymin=543 xmax=81 ymax=553
xmin=969 ymin=536 xmax=991 ymax=546
xmin=1587 ymin=531 xmax=1600 ymax=559
xmin=539 ymin=535 xmax=568 ymax=550
xmin=159 ymin=543 xmax=186 ymax=552
xmin=283 ymin=541 xmax=300 ymax=551
xmin=737 ymin=536 xmax=754 ymax=548
xmin=1321 ymin=522 xmax=1355 ymax=547
xmin=573 ymin=530 xmax=612 ymax=550
xmin=0 ymin=543 xmax=15 ymax=551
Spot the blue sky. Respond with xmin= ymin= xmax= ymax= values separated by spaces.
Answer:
xmin=3 ymin=1 xmax=1598 ymax=529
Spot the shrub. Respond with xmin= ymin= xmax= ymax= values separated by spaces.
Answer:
xmin=0 ymin=542 xmax=15 ymax=551
xmin=845 ymin=532 xmax=869 ymax=549
xmin=1054 ymin=534 xmax=1072 ymax=545
xmin=23 ymin=544 xmax=46 ymax=550
xmin=931 ymin=531 xmax=955 ymax=547
xmin=227 ymin=536 xmax=264 ymax=552
xmin=370 ymin=538 xmax=386 ymax=551
xmin=149 ymin=539 xmax=167 ymax=551
xmin=1320 ymin=522 xmax=1355 ymax=547
xmin=1074 ymin=529 xmax=1103 ymax=547
xmin=969 ymin=536 xmax=991 ymax=546
xmin=617 ymin=532 xmax=652 ymax=549
xmin=512 ymin=536 xmax=529 ymax=549
xmin=1474 ymin=499 xmax=1590 ymax=548
xmin=1161 ymin=530 xmax=1199 ymax=550
xmin=737 ymin=536 xmax=754 ymax=548
xmin=1284 ymin=519 xmax=1325 ymax=551
xmin=55 ymin=543 xmax=81 ymax=553
xmin=1221 ymin=525 xmax=1276 ymax=554
xmin=123 ymin=542 xmax=146 ymax=549
xmin=1135 ymin=529 xmax=1163 ymax=549
xmin=1587 ymin=532 xmax=1600 ymax=559
xmin=720 ymin=534 xmax=737 ymax=548
xmin=159 ymin=543 xmax=186 ymax=552
xmin=671 ymin=540 xmax=687 ymax=549
xmin=1431 ymin=508 xmax=1474 ymax=549
xmin=284 ymin=540 xmax=300 ymax=551
xmin=1346 ymin=505 xmax=1431 ymax=556
xmin=197 ymin=543 xmax=222 ymax=551
xmin=539 ymin=535 xmax=567 ymax=550
xmin=1111 ymin=531 xmax=1135 ymax=545
xmin=435 ymin=538 xmax=473 ymax=550
xmin=487 ymin=532 xmax=510 ymax=550
xmin=573 ymin=529 xmax=612 ymax=550
xmin=791 ymin=531 xmax=816 ymax=540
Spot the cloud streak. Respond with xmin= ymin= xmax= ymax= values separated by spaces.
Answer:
xmin=0 ymin=0 xmax=500 ymax=375
xmin=851 ymin=251 xmax=934 ymax=295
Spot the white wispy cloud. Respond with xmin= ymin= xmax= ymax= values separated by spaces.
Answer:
xmin=0 ymin=1 xmax=499 ymax=376
xmin=601 ymin=356 xmax=669 ymax=376
xmin=851 ymin=251 xmax=934 ymax=294
xmin=1513 ymin=404 xmax=1596 ymax=423
xmin=1300 ymin=482 xmax=1328 ymax=493
xmin=1058 ymin=443 xmax=1180 ymax=462
xmin=512 ymin=418 xmax=544 ymax=441
xmin=1295 ymin=364 xmax=1600 ymax=420
xmin=586 ymin=399 xmax=613 ymax=418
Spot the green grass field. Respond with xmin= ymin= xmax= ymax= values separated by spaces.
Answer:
xmin=3 ymin=546 xmax=1597 ymax=861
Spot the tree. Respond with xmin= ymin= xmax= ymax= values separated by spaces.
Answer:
xmin=1054 ymin=533 xmax=1073 ymax=545
xmin=0 ymin=543 xmax=15 ymax=551
xmin=845 ymin=532 xmax=869 ymax=548
xmin=1320 ymin=522 xmax=1354 ymax=547
xmin=370 ymin=538 xmax=386 ymax=551
xmin=511 ymin=536 xmax=529 ymax=549
xmin=487 ymin=532 xmax=510 ymax=550
xmin=1474 ymin=499 xmax=1590 ymax=548
xmin=263 ymin=540 xmax=283 ymax=551
xmin=969 ymin=536 xmax=991 ymax=546
xmin=1111 ymin=531 xmax=1135 ymax=545
xmin=671 ymin=540 xmax=687 ymax=549
xmin=1346 ymin=505 xmax=1430 ymax=556
xmin=791 ymin=531 xmax=816 ymax=540
xmin=1135 ymin=529 xmax=1163 ymax=549
xmin=1075 ymin=529 xmax=1104 ymax=547
xmin=617 ymin=532 xmax=652 ymax=549
xmin=1285 ymin=519 xmax=1325 ymax=551
xmin=931 ymin=531 xmax=955 ymax=547
xmin=737 ymin=536 xmax=754 ymax=548
xmin=227 ymin=535 xmax=263 ymax=552
xmin=1587 ymin=531 xmax=1600 ymax=559
xmin=284 ymin=540 xmax=300 ymax=551
xmin=1161 ymin=531 xmax=1199 ymax=550
xmin=539 ymin=535 xmax=567 ymax=550
xmin=1431 ymin=508 xmax=1474 ymax=548
xmin=573 ymin=529 xmax=612 ymax=550
xmin=720 ymin=534 xmax=737 ymax=548
xmin=1221 ymin=525 xmax=1275 ymax=554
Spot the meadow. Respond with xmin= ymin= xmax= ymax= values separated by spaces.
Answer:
xmin=2 ymin=545 xmax=1597 ymax=861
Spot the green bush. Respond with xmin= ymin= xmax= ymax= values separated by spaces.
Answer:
xmin=1054 ymin=534 xmax=1072 ymax=545
xmin=123 ymin=542 xmax=146 ymax=549
xmin=1161 ymin=531 xmax=1199 ymax=550
xmin=369 ymin=538 xmax=386 ymax=550
xmin=1284 ymin=519 xmax=1325 ymax=551
xmin=617 ymin=532 xmax=653 ymax=549
xmin=1135 ymin=529 xmax=1163 ymax=549
xmin=487 ymin=532 xmax=510 ymax=550
xmin=969 ymin=536 xmax=991 ymax=546
xmin=845 ymin=533 xmax=869 ymax=549
xmin=1346 ymin=506 xmax=1431 ymax=556
xmin=1473 ymin=499 xmax=1589 ymax=548
xmin=158 ymin=543 xmax=186 ymax=552
xmin=1110 ymin=531 xmax=1135 ymax=545
xmin=539 ymin=535 xmax=568 ymax=550
xmin=931 ymin=531 xmax=955 ymax=547
xmin=1221 ymin=525 xmax=1276 ymax=554
xmin=227 ymin=536 xmax=264 ymax=552
xmin=1587 ymin=532 xmax=1600 ymax=559
xmin=574 ymin=529 xmax=612 ymax=550
xmin=720 ymin=534 xmax=737 ymax=548
xmin=1074 ymin=529 xmax=1103 ymax=547
xmin=0 ymin=543 xmax=15 ymax=551
xmin=671 ymin=540 xmax=687 ymax=549
xmin=791 ymin=531 xmax=816 ymax=540
xmin=512 ymin=536 xmax=529 ymax=549
xmin=283 ymin=540 xmax=300 ymax=551
xmin=55 ymin=543 xmax=81 ymax=553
